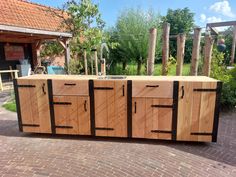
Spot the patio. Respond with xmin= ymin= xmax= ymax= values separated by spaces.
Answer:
xmin=0 ymin=90 xmax=235 ymax=177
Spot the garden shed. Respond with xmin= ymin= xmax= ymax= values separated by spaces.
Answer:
xmin=0 ymin=0 xmax=72 ymax=80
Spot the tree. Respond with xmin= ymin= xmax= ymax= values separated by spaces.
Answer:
xmin=108 ymin=8 xmax=161 ymax=75
xmin=162 ymin=8 xmax=195 ymax=62
xmin=52 ymin=0 xmax=105 ymax=58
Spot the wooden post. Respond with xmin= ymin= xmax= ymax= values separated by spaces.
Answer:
xmin=176 ymin=34 xmax=186 ymax=76
xmin=203 ymin=34 xmax=214 ymax=76
xmin=190 ymin=27 xmax=202 ymax=76
xmin=91 ymin=57 xmax=94 ymax=75
xmin=162 ymin=23 xmax=170 ymax=76
xmin=94 ymin=49 xmax=98 ymax=75
xmin=0 ymin=74 xmax=2 ymax=91
xmin=230 ymin=26 xmax=236 ymax=65
xmin=83 ymin=49 xmax=88 ymax=75
xmin=64 ymin=39 xmax=70 ymax=68
xmin=147 ymin=28 xmax=157 ymax=75
xmin=101 ymin=58 xmax=106 ymax=75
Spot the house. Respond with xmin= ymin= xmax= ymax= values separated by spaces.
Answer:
xmin=0 ymin=0 xmax=72 ymax=79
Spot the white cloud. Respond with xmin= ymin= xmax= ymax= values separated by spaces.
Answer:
xmin=206 ymin=16 xmax=222 ymax=23
xmin=200 ymin=14 xmax=206 ymax=22
xmin=209 ymin=0 xmax=235 ymax=18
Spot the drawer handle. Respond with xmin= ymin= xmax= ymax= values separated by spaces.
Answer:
xmin=134 ymin=102 xmax=137 ymax=113
xmin=146 ymin=85 xmax=159 ymax=88
xmin=53 ymin=102 xmax=72 ymax=105
xmin=95 ymin=127 xmax=114 ymax=131
xmin=181 ymin=86 xmax=185 ymax=99
xmin=122 ymin=85 xmax=125 ymax=96
xmin=64 ymin=83 xmax=76 ymax=86
xmin=84 ymin=100 xmax=87 ymax=112
xmin=42 ymin=83 xmax=46 ymax=95
xmin=94 ymin=87 xmax=113 ymax=90
xmin=151 ymin=130 xmax=172 ymax=133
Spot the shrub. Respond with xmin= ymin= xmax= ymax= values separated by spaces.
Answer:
xmin=210 ymin=48 xmax=236 ymax=109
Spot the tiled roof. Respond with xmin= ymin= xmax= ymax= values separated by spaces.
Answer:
xmin=0 ymin=0 xmax=68 ymax=32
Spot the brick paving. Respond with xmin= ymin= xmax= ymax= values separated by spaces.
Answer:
xmin=0 ymin=94 xmax=236 ymax=176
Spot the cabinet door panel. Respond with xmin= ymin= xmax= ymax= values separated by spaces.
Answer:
xmin=18 ymin=79 xmax=51 ymax=133
xmin=177 ymin=82 xmax=217 ymax=142
xmin=54 ymin=96 xmax=78 ymax=135
xmin=78 ymin=97 xmax=91 ymax=135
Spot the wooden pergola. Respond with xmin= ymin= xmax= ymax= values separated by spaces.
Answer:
xmin=206 ymin=21 xmax=236 ymax=65
xmin=0 ymin=24 xmax=72 ymax=68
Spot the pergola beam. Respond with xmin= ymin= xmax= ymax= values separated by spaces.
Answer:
xmin=206 ymin=21 xmax=236 ymax=28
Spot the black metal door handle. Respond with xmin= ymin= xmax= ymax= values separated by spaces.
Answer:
xmin=84 ymin=100 xmax=87 ymax=112
xmin=64 ymin=83 xmax=76 ymax=86
xmin=146 ymin=85 xmax=159 ymax=88
xmin=42 ymin=83 xmax=46 ymax=95
xmin=134 ymin=102 xmax=137 ymax=113
xmin=181 ymin=86 xmax=184 ymax=99
xmin=122 ymin=85 xmax=125 ymax=96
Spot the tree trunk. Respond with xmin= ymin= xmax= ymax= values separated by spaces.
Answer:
xmin=137 ymin=60 xmax=142 ymax=75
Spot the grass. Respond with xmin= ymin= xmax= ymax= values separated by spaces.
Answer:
xmin=2 ymin=100 xmax=17 ymax=112
xmin=108 ymin=63 xmax=191 ymax=76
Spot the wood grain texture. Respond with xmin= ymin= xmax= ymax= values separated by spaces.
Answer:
xmin=177 ymin=81 xmax=217 ymax=142
xmin=52 ymin=80 xmax=89 ymax=96
xmin=132 ymin=81 xmax=173 ymax=98
xmin=132 ymin=98 xmax=172 ymax=140
xmin=53 ymin=96 xmax=91 ymax=135
xmin=94 ymin=80 xmax=127 ymax=137
xmin=18 ymin=79 xmax=51 ymax=133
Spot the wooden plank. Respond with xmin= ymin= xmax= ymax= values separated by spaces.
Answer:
xmin=145 ymin=98 xmax=155 ymax=139
xmin=94 ymin=81 xmax=109 ymax=136
xmin=132 ymin=81 xmax=173 ymax=98
xmin=78 ymin=97 xmax=91 ymax=135
xmin=109 ymin=81 xmax=127 ymax=137
xmin=206 ymin=21 xmax=236 ymax=28
xmin=132 ymin=98 xmax=146 ymax=138
xmin=52 ymin=80 xmax=89 ymax=96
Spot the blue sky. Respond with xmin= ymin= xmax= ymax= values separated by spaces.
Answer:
xmin=32 ymin=0 xmax=236 ymax=29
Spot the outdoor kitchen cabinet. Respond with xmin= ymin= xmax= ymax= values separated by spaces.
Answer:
xmin=14 ymin=79 xmax=51 ymax=133
xmin=93 ymin=80 xmax=127 ymax=137
xmin=14 ymin=75 xmax=222 ymax=143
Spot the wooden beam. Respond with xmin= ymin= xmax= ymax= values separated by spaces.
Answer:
xmin=190 ymin=28 xmax=202 ymax=76
xmin=64 ymin=40 xmax=70 ymax=69
xmin=203 ymin=34 xmax=214 ymax=76
xmin=147 ymin=28 xmax=157 ymax=76
xmin=94 ymin=49 xmax=98 ymax=75
xmin=0 ymin=24 xmax=72 ymax=37
xmin=206 ymin=21 xmax=236 ymax=28
xmin=230 ymin=26 xmax=236 ymax=65
xmin=162 ymin=23 xmax=170 ymax=76
xmin=176 ymin=34 xmax=186 ymax=76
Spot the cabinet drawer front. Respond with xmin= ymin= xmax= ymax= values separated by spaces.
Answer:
xmin=52 ymin=80 xmax=89 ymax=96
xmin=132 ymin=81 xmax=173 ymax=98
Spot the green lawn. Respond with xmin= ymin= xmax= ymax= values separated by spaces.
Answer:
xmin=109 ymin=63 xmax=191 ymax=76
xmin=2 ymin=101 xmax=16 ymax=112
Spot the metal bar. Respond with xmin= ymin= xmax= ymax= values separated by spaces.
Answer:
xmin=17 ymin=85 xmax=35 ymax=88
xmin=95 ymin=127 xmax=114 ymax=131
xmin=193 ymin=88 xmax=217 ymax=92
xmin=146 ymin=85 xmax=159 ymax=88
xmin=151 ymin=105 xmax=173 ymax=108
xmin=151 ymin=130 xmax=172 ymax=134
xmin=172 ymin=81 xmax=179 ymax=141
xmin=64 ymin=83 xmax=76 ymax=86
xmin=212 ymin=82 xmax=223 ymax=142
xmin=53 ymin=102 xmax=72 ymax=105
xmin=13 ymin=79 xmax=23 ymax=132
xmin=47 ymin=79 xmax=56 ymax=134
xmin=94 ymin=87 xmax=114 ymax=90
xmin=89 ymin=80 xmax=95 ymax=136
xmin=127 ymin=80 xmax=132 ymax=138
xmin=22 ymin=124 xmax=40 ymax=127
xmin=191 ymin=132 xmax=212 ymax=136
xmin=55 ymin=125 xmax=73 ymax=129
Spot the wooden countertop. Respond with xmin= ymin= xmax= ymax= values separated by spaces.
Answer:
xmin=17 ymin=75 xmax=219 ymax=82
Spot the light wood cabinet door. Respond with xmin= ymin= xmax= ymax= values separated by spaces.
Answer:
xmin=94 ymin=80 xmax=127 ymax=137
xmin=177 ymin=82 xmax=217 ymax=142
xmin=17 ymin=79 xmax=51 ymax=133
xmin=53 ymin=96 xmax=90 ymax=135
xmin=132 ymin=98 xmax=173 ymax=140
